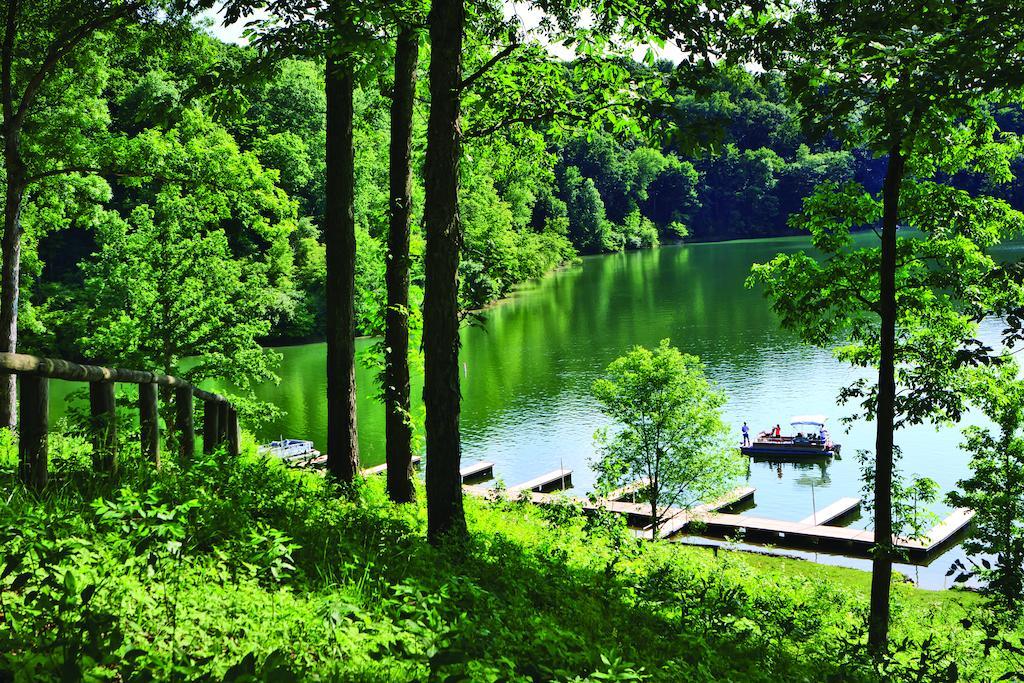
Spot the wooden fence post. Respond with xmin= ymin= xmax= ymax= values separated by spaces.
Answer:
xmin=202 ymin=399 xmax=219 ymax=454
xmin=90 ymin=380 xmax=117 ymax=473
xmin=139 ymin=382 xmax=159 ymax=468
xmin=217 ymin=401 xmax=229 ymax=446
xmin=175 ymin=386 xmax=194 ymax=462
xmin=18 ymin=375 xmax=48 ymax=491
xmin=227 ymin=407 xmax=240 ymax=457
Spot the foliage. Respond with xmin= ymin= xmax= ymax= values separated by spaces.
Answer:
xmin=0 ymin=429 xmax=1020 ymax=681
xmin=591 ymin=339 xmax=743 ymax=535
xmin=947 ymin=363 xmax=1024 ymax=617
xmin=54 ymin=109 xmax=293 ymax=399
xmin=22 ymin=18 xmax=1019 ymax=348
xmin=854 ymin=448 xmax=939 ymax=543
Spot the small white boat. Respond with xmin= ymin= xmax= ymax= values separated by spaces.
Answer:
xmin=258 ymin=439 xmax=321 ymax=465
xmin=741 ymin=415 xmax=840 ymax=459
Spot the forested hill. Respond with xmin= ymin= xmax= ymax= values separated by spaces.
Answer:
xmin=26 ymin=21 xmax=1024 ymax=354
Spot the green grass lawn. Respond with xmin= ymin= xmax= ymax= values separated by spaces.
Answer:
xmin=674 ymin=545 xmax=985 ymax=612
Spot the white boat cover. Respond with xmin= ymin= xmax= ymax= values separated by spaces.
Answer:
xmin=789 ymin=415 xmax=828 ymax=428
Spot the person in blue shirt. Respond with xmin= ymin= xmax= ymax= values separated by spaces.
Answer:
xmin=741 ymin=422 xmax=750 ymax=446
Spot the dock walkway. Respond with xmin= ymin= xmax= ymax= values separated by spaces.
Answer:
xmin=460 ymin=461 xmax=495 ymax=483
xmin=798 ymin=497 xmax=861 ymax=526
xmin=461 ymin=467 xmax=972 ymax=561
xmin=604 ymin=478 xmax=650 ymax=502
xmin=507 ymin=468 xmax=573 ymax=495
xmin=360 ymin=455 xmax=422 ymax=477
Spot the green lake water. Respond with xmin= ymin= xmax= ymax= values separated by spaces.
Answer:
xmin=52 ymin=234 xmax=1019 ymax=588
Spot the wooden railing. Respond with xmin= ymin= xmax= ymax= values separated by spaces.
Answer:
xmin=0 ymin=352 xmax=240 ymax=490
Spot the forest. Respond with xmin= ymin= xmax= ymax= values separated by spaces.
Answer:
xmin=4 ymin=0 xmax=1024 ymax=681
xmin=21 ymin=13 xmax=1024 ymax=353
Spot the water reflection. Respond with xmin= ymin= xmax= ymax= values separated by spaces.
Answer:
xmin=748 ymin=456 xmax=833 ymax=488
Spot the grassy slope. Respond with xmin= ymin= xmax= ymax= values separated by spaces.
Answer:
xmin=666 ymin=545 xmax=984 ymax=612
xmin=0 ymin=438 xmax=1019 ymax=682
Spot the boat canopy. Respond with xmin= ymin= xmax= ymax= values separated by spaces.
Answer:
xmin=790 ymin=415 xmax=828 ymax=428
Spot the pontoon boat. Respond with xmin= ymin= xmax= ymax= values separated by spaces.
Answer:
xmin=258 ymin=439 xmax=321 ymax=465
xmin=740 ymin=415 xmax=840 ymax=458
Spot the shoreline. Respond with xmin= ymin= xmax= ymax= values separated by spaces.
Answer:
xmin=260 ymin=232 xmax=795 ymax=348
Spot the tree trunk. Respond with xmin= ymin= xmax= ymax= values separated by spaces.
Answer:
xmin=175 ymin=386 xmax=194 ymax=462
xmin=324 ymin=55 xmax=360 ymax=483
xmin=89 ymin=380 xmax=117 ymax=473
xmin=867 ymin=145 xmax=906 ymax=655
xmin=0 ymin=134 xmax=25 ymax=430
xmin=139 ymin=382 xmax=159 ymax=468
xmin=650 ymin=498 xmax=659 ymax=538
xmin=423 ymin=0 xmax=467 ymax=543
xmin=385 ymin=27 xmax=419 ymax=504
xmin=17 ymin=374 xmax=47 ymax=491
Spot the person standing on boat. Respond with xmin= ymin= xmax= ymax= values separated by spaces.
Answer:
xmin=741 ymin=422 xmax=750 ymax=446
xmin=773 ymin=424 xmax=781 ymax=438
xmin=819 ymin=425 xmax=828 ymax=445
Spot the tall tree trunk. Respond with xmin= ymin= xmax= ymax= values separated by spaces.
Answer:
xmin=423 ymin=0 xmax=467 ymax=542
xmin=867 ymin=145 xmax=906 ymax=655
xmin=649 ymin=497 xmax=658 ymax=538
xmin=0 ymin=134 xmax=25 ymax=430
xmin=385 ymin=27 xmax=419 ymax=504
xmin=324 ymin=56 xmax=360 ymax=483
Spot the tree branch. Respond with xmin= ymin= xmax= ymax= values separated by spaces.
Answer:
xmin=24 ymin=164 xmax=168 ymax=184
xmin=24 ymin=164 xmax=237 ymax=195
xmin=464 ymin=94 xmax=633 ymax=139
xmin=464 ymin=112 xmax=555 ymax=139
xmin=14 ymin=2 xmax=142 ymax=131
xmin=459 ymin=42 xmax=518 ymax=92
xmin=26 ymin=165 xmax=109 ymax=183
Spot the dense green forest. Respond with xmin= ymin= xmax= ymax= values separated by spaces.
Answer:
xmin=21 ymin=18 xmax=1023 ymax=354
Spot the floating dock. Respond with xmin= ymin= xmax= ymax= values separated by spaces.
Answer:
xmin=697 ymin=507 xmax=975 ymax=561
xmin=507 ymin=468 xmax=573 ymax=495
xmin=360 ymin=455 xmax=422 ymax=477
xmin=460 ymin=467 xmax=973 ymax=562
xmin=922 ymin=507 xmax=975 ymax=547
xmin=647 ymin=487 xmax=756 ymax=538
xmin=361 ymin=457 xmax=493 ymax=482
xmin=798 ymin=497 xmax=861 ymax=526
xmin=460 ymin=461 xmax=495 ymax=483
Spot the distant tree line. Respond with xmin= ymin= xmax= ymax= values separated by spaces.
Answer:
xmin=24 ymin=22 xmax=1024 ymax=361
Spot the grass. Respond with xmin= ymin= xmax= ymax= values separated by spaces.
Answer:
xmin=667 ymin=544 xmax=985 ymax=612
xmin=0 ymin=430 xmax=1021 ymax=682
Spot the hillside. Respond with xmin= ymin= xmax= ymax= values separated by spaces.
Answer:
xmin=1 ymin=434 xmax=1019 ymax=682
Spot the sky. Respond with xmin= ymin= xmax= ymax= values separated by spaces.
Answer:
xmin=199 ymin=3 xmax=686 ymax=63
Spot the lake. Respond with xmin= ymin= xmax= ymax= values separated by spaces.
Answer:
xmin=57 ymin=234 xmax=1017 ymax=588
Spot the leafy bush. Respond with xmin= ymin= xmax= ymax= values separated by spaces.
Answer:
xmin=0 ymin=432 xmax=1020 ymax=681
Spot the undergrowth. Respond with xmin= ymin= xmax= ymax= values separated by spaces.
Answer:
xmin=0 ymin=429 xmax=1022 ymax=681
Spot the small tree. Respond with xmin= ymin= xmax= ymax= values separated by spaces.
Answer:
xmin=948 ymin=362 xmax=1024 ymax=617
xmin=67 ymin=109 xmax=294 ymax=433
xmin=591 ymin=339 xmax=742 ymax=537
